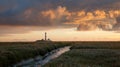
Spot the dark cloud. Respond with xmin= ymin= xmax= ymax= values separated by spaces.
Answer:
xmin=113 ymin=16 xmax=120 ymax=30
xmin=0 ymin=0 xmax=120 ymax=32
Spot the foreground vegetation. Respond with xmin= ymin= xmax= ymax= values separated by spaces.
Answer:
xmin=44 ymin=41 xmax=120 ymax=67
xmin=0 ymin=42 xmax=69 ymax=67
xmin=0 ymin=41 xmax=120 ymax=67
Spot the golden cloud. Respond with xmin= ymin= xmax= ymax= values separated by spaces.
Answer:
xmin=64 ymin=9 xmax=120 ymax=31
xmin=3 ymin=6 xmax=119 ymax=31
xmin=41 ymin=6 xmax=71 ymax=23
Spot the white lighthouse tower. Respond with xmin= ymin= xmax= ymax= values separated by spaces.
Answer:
xmin=45 ymin=32 xmax=47 ymax=41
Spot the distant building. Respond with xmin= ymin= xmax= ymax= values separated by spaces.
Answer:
xmin=36 ymin=32 xmax=52 ymax=43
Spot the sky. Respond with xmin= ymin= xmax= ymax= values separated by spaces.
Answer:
xmin=0 ymin=0 xmax=120 ymax=41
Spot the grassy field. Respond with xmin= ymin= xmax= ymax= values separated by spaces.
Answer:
xmin=0 ymin=41 xmax=120 ymax=67
xmin=44 ymin=41 xmax=120 ymax=67
xmin=0 ymin=42 xmax=69 ymax=67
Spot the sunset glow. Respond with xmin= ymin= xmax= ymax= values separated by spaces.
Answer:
xmin=0 ymin=28 xmax=119 ymax=42
xmin=0 ymin=0 xmax=120 ymax=41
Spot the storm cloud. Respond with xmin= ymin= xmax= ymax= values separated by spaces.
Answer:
xmin=0 ymin=0 xmax=120 ymax=32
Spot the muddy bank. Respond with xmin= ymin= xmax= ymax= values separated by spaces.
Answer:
xmin=14 ymin=46 xmax=71 ymax=67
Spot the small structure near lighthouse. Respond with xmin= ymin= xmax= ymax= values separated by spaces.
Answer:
xmin=36 ymin=32 xmax=51 ymax=43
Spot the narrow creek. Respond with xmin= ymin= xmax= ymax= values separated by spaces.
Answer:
xmin=14 ymin=46 xmax=71 ymax=67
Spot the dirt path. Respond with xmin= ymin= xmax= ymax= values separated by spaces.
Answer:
xmin=14 ymin=46 xmax=71 ymax=67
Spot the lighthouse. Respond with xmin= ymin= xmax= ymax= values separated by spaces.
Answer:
xmin=36 ymin=32 xmax=51 ymax=43
xmin=45 ymin=32 xmax=47 ymax=41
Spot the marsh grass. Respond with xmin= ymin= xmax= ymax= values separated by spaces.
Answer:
xmin=44 ymin=42 xmax=120 ymax=67
xmin=45 ymin=49 xmax=120 ymax=67
xmin=0 ymin=42 xmax=68 ymax=67
xmin=0 ymin=41 xmax=120 ymax=67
